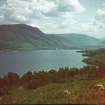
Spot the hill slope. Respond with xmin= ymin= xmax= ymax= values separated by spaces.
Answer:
xmin=0 ymin=24 xmax=101 ymax=50
xmin=0 ymin=24 xmax=58 ymax=50
xmin=98 ymin=38 xmax=105 ymax=48
xmin=48 ymin=34 xmax=100 ymax=49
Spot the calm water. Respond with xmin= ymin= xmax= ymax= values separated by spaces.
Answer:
xmin=0 ymin=50 xmax=86 ymax=76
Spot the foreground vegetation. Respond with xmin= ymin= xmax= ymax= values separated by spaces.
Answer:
xmin=1 ymin=48 xmax=105 ymax=104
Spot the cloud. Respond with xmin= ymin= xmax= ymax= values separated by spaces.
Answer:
xmin=37 ymin=13 xmax=79 ymax=33
xmin=94 ymin=3 xmax=105 ymax=36
xmin=0 ymin=0 xmax=57 ymax=23
xmin=64 ymin=0 xmax=85 ymax=12
xmin=44 ymin=0 xmax=86 ymax=17
xmin=0 ymin=0 xmax=85 ymax=24
xmin=95 ymin=3 xmax=105 ymax=24
xmin=80 ymin=3 xmax=105 ymax=38
xmin=96 ymin=9 xmax=105 ymax=17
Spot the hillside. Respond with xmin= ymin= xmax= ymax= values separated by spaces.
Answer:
xmin=0 ymin=24 xmax=60 ymax=50
xmin=0 ymin=24 xmax=101 ymax=50
xmin=98 ymin=39 xmax=105 ymax=48
xmin=48 ymin=33 xmax=100 ymax=49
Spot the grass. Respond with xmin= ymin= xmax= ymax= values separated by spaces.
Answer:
xmin=0 ymin=77 xmax=105 ymax=104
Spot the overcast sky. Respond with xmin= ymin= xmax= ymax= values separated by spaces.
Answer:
xmin=0 ymin=0 xmax=105 ymax=38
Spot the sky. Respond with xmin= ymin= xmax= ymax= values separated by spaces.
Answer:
xmin=0 ymin=0 xmax=105 ymax=38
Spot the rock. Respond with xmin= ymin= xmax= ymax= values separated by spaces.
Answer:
xmin=95 ymin=84 xmax=105 ymax=90
xmin=64 ymin=89 xmax=71 ymax=96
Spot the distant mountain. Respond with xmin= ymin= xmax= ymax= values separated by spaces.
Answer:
xmin=98 ymin=39 xmax=105 ymax=48
xmin=0 ymin=24 xmax=101 ymax=50
xmin=48 ymin=34 xmax=100 ymax=49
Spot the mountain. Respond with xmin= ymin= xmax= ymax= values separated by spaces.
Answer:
xmin=0 ymin=24 xmax=101 ymax=50
xmin=0 ymin=24 xmax=64 ymax=50
xmin=47 ymin=34 xmax=100 ymax=49
xmin=98 ymin=38 xmax=105 ymax=48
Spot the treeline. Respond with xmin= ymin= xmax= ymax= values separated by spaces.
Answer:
xmin=0 ymin=66 xmax=98 ymax=96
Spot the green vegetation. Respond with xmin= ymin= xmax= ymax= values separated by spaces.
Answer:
xmin=1 ymin=79 xmax=104 ymax=104
xmin=0 ymin=24 xmax=102 ymax=50
xmin=1 ymin=48 xmax=105 ymax=104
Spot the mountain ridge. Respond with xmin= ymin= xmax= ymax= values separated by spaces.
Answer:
xmin=0 ymin=24 xmax=103 ymax=50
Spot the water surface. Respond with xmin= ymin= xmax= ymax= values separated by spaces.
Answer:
xmin=0 ymin=50 xmax=86 ymax=76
